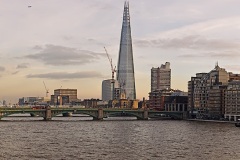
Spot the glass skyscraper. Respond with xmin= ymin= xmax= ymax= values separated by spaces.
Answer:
xmin=117 ymin=1 xmax=136 ymax=100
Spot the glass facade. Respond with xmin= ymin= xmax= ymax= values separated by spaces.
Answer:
xmin=117 ymin=1 xmax=136 ymax=100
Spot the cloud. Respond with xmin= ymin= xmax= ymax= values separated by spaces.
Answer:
xmin=26 ymin=71 xmax=103 ymax=79
xmin=16 ymin=63 xmax=29 ymax=69
xmin=179 ymin=51 xmax=239 ymax=58
xmin=0 ymin=66 xmax=5 ymax=72
xmin=135 ymin=35 xmax=240 ymax=50
xmin=25 ymin=44 xmax=105 ymax=66
xmin=12 ymin=71 xmax=19 ymax=75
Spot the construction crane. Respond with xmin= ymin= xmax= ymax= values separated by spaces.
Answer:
xmin=43 ymin=81 xmax=49 ymax=97
xmin=104 ymin=47 xmax=116 ymax=80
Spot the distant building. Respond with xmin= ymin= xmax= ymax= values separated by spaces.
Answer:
xmin=225 ymin=81 xmax=240 ymax=121
xmin=148 ymin=89 xmax=187 ymax=111
xmin=102 ymin=79 xmax=119 ymax=101
xmin=164 ymin=95 xmax=188 ymax=112
xmin=81 ymin=99 xmax=101 ymax=108
xmin=151 ymin=62 xmax=171 ymax=92
xmin=109 ymin=99 xmax=139 ymax=109
xmin=19 ymin=97 xmax=44 ymax=106
xmin=51 ymin=89 xmax=77 ymax=105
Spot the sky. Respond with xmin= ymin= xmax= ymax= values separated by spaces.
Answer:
xmin=1 ymin=0 xmax=240 ymax=103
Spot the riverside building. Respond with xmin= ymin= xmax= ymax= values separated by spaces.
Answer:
xmin=188 ymin=64 xmax=240 ymax=120
xmin=225 ymin=81 xmax=240 ymax=121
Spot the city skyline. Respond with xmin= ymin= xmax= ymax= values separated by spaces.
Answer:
xmin=1 ymin=0 xmax=240 ymax=103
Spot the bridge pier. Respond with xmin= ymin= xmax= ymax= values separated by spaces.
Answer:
xmin=93 ymin=108 xmax=104 ymax=120
xmin=137 ymin=109 xmax=148 ymax=120
xmin=44 ymin=107 xmax=52 ymax=121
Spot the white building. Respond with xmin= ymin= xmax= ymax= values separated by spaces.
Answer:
xmin=102 ymin=79 xmax=119 ymax=101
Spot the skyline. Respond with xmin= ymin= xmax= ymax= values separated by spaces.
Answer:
xmin=1 ymin=0 xmax=240 ymax=103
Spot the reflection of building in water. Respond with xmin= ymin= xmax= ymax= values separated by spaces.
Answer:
xmin=51 ymin=89 xmax=77 ymax=105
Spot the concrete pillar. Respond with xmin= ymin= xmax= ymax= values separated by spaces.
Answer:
xmin=143 ymin=109 xmax=148 ymax=120
xmin=44 ymin=108 xmax=52 ymax=121
xmin=97 ymin=108 xmax=103 ymax=120
xmin=234 ymin=116 xmax=237 ymax=121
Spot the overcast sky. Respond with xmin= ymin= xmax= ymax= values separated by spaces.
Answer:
xmin=1 ymin=0 xmax=240 ymax=103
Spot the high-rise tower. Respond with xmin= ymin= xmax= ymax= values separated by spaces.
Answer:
xmin=151 ymin=62 xmax=171 ymax=92
xmin=117 ymin=1 xmax=136 ymax=100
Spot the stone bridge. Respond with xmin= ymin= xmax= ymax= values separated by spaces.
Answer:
xmin=0 ymin=107 xmax=187 ymax=121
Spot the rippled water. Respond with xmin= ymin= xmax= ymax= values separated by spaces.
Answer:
xmin=0 ymin=116 xmax=239 ymax=160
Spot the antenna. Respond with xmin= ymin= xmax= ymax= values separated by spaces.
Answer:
xmin=43 ymin=81 xmax=49 ymax=97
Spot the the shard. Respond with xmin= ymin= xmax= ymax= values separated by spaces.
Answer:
xmin=117 ymin=1 xmax=136 ymax=100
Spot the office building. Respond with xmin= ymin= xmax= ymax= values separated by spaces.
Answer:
xmin=116 ymin=1 xmax=136 ymax=100
xmin=151 ymin=62 xmax=171 ymax=92
xmin=102 ymin=79 xmax=119 ymax=101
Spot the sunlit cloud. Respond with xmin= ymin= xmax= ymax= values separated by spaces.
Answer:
xmin=135 ymin=35 xmax=240 ymax=50
xmin=16 ymin=63 xmax=29 ymax=69
xmin=0 ymin=66 xmax=5 ymax=72
xmin=25 ymin=44 xmax=105 ymax=66
xmin=26 ymin=71 xmax=103 ymax=79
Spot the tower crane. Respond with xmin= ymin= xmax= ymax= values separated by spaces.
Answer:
xmin=43 ymin=81 xmax=49 ymax=97
xmin=104 ymin=47 xmax=116 ymax=80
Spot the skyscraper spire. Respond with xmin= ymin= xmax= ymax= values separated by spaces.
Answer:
xmin=117 ymin=1 xmax=136 ymax=100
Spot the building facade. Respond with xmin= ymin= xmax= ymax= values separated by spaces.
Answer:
xmin=102 ymin=79 xmax=119 ymax=101
xmin=19 ymin=97 xmax=45 ymax=106
xmin=189 ymin=64 xmax=229 ymax=119
xmin=51 ymin=89 xmax=77 ymax=105
xmin=225 ymin=81 xmax=240 ymax=121
xmin=116 ymin=1 xmax=136 ymax=100
xmin=148 ymin=89 xmax=187 ymax=111
xmin=188 ymin=64 xmax=240 ymax=119
xmin=151 ymin=62 xmax=171 ymax=92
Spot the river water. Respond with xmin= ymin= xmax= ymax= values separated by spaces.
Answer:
xmin=0 ymin=116 xmax=239 ymax=160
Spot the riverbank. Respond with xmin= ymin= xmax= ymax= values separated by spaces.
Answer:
xmin=187 ymin=118 xmax=235 ymax=124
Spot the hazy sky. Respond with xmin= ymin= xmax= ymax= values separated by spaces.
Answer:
xmin=1 ymin=0 xmax=240 ymax=103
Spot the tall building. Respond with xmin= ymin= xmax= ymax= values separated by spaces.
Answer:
xmin=102 ymin=79 xmax=119 ymax=101
xmin=117 ymin=1 xmax=136 ymax=100
xmin=151 ymin=62 xmax=171 ymax=92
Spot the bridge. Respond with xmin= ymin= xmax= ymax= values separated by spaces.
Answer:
xmin=0 ymin=107 xmax=187 ymax=121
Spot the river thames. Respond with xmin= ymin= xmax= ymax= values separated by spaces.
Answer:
xmin=0 ymin=116 xmax=239 ymax=160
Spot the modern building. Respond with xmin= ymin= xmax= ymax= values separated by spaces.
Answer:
xmin=51 ymin=89 xmax=77 ymax=105
xmin=102 ymin=79 xmax=119 ymax=101
xmin=151 ymin=62 xmax=171 ymax=92
xmin=188 ymin=64 xmax=240 ymax=119
xmin=116 ymin=1 xmax=136 ymax=100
